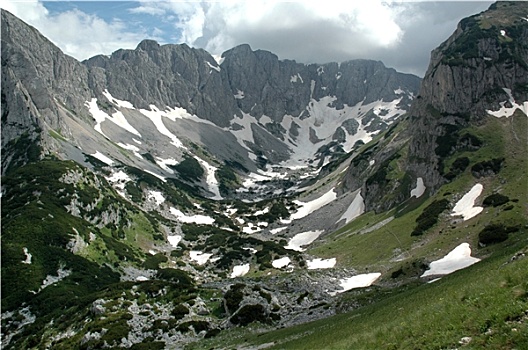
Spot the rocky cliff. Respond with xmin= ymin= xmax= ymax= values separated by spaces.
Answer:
xmin=407 ymin=1 xmax=528 ymax=193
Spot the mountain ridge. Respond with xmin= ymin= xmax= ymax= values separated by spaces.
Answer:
xmin=1 ymin=2 xmax=527 ymax=349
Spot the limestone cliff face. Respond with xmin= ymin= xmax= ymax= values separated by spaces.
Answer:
xmin=1 ymin=10 xmax=92 ymax=173
xmin=407 ymin=1 xmax=528 ymax=193
xmin=339 ymin=2 xmax=528 ymax=213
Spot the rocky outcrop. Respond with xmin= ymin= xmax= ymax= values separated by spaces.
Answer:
xmin=406 ymin=1 xmax=528 ymax=193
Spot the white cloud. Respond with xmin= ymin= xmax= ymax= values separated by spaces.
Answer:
xmin=143 ymin=1 xmax=404 ymax=58
xmin=1 ymin=0 xmax=154 ymax=61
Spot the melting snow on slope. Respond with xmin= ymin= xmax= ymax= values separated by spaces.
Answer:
xmin=193 ymin=156 xmax=222 ymax=200
xmin=167 ymin=235 xmax=182 ymax=248
xmin=86 ymin=98 xmax=141 ymax=137
xmin=487 ymin=88 xmax=528 ymax=118
xmin=285 ymin=230 xmax=323 ymax=251
xmin=307 ymin=258 xmax=336 ymax=270
xmin=140 ymin=105 xmax=185 ymax=149
xmin=170 ymin=207 xmax=215 ymax=225
xmin=91 ymin=151 xmax=114 ymax=165
xmin=117 ymin=143 xmax=142 ymax=158
xmin=230 ymin=263 xmax=250 ymax=278
xmin=421 ymin=243 xmax=480 ymax=277
xmin=22 ymin=247 xmax=32 ymax=264
xmin=272 ymin=257 xmax=291 ymax=268
xmin=451 ymin=184 xmax=483 ymax=221
xmin=337 ymin=190 xmax=365 ymax=225
xmin=155 ymin=157 xmax=178 ymax=173
xmin=410 ymin=177 xmax=426 ymax=198
xmin=328 ymin=273 xmax=381 ymax=295
xmin=291 ymin=188 xmax=337 ymax=220
xmin=147 ymin=190 xmax=165 ymax=206
xmin=189 ymin=251 xmax=213 ymax=265
xmin=102 ymin=89 xmax=134 ymax=109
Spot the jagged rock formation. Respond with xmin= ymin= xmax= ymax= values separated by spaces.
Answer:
xmin=407 ymin=1 xmax=528 ymax=193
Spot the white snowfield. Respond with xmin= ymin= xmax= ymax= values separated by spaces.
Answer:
xmin=410 ymin=177 xmax=426 ymax=198
xmin=421 ymin=243 xmax=480 ymax=277
xmin=284 ymin=230 xmax=323 ymax=252
xmin=91 ymin=151 xmax=114 ymax=165
xmin=307 ymin=258 xmax=336 ymax=269
xmin=291 ymin=188 xmax=337 ymax=221
xmin=193 ymin=156 xmax=222 ymax=200
xmin=169 ymin=207 xmax=215 ymax=225
xmin=451 ymin=184 xmax=483 ymax=221
xmin=230 ymin=263 xmax=250 ymax=278
xmin=167 ymin=235 xmax=182 ymax=248
xmin=272 ymin=256 xmax=291 ymax=268
xmin=147 ymin=190 xmax=165 ymax=206
xmin=328 ymin=272 xmax=381 ymax=295
xmin=189 ymin=251 xmax=213 ymax=265
xmin=139 ymin=105 xmax=186 ymax=149
xmin=86 ymin=98 xmax=141 ymax=138
xmin=338 ymin=190 xmax=365 ymax=225
xmin=487 ymin=88 xmax=528 ymax=118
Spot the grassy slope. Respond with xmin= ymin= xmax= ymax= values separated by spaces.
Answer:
xmin=223 ymin=241 xmax=527 ymax=350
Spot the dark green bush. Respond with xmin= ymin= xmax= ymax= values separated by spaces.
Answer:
xmin=478 ymin=224 xmax=519 ymax=245
xmin=471 ymin=158 xmax=504 ymax=178
xmin=230 ymin=304 xmax=268 ymax=326
xmin=224 ymin=283 xmax=246 ymax=313
xmin=411 ymin=199 xmax=449 ymax=236
xmin=173 ymin=156 xmax=204 ymax=182
xmin=172 ymin=304 xmax=190 ymax=319
xmin=482 ymin=193 xmax=510 ymax=207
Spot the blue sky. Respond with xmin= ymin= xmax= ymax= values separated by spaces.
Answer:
xmin=2 ymin=1 xmax=493 ymax=76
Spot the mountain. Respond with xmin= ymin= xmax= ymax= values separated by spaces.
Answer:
xmin=1 ymin=2 xmax=527 ymax=349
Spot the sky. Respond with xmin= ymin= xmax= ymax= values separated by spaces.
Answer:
xmin=1 ymin=1 xmax=494 ymax=77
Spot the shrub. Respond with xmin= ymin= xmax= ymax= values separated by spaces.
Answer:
xmin=482 ymin=193 xmax=510 ymax=207
xmin=172 ymin=304 xmax=189 ymax=319
xmin=173 ymin=156 xmax=204 ymax=182
xmin=478 ymin=224 xmax=519 ymax=245
xmin=230 ymin=304 xmax=268 ymax=326
xmin=224 ymin=283 xmax=246 ymax=313
xmin=411 ymin=199 xmax=449 ymax=236
xmin=471 ymin=158 xmax=504 ymax=178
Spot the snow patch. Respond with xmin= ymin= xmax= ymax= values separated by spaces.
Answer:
xmin=85 ymin=98 xmax=141 ymax=137
xmin=193 ymin=156 xmax=222 ymax=200
xmin=205 ymin=60 xmax=221 ymax=72
xmin=167 ymin=234 xmax=182 ymax=248
xmin=272 ymin=257 xmax=291 ymax=268
xmin=291 ymin=188 xmax=337 ymax=220
xmin=338 ymin=191 xmax=365 ymax=225
xmin=451 ymin=184 xmax=483 ymax=221
xmin=270 ymin=227 xmax=287 ymax=235
xmin=230 ymin=263 xmax=250 ymax=278
xmin=307 ymin=258 xmax=336 ymax=270
xmin=117 ymin=143 xmax=142 ymax=158
xmin=170 ymin=207 xmax=215 ymax=225
xmin=39 ymin=265 xmax=72 ymax=291
xmin=421 ymin=243 xmax=480 ymax=277
xmin=190 ymin=251 xmax=213 ymax=265
xmin=102 ymin=89 xmax=135 ymax=109
xmin=410 ymin=177 xmax=426 ymax=198
xmin=285 ymin=230 xmax=323 ymax=252
xmin=328 ymin=273 xmax=381 ymax=295
xmin=147 ymin=190 xmax=165 ymax=206
xmin=144 ymin=169 xmax=166 ymax=182
xmin=91 ymin=151 xmax=114 ymax=165
xmin=22 ymin=247 xmax=32 ymax=264
xmin=487 ymin=88 xmax=528 ymax=118
xmin=234 ymin=90 xmax=245 ymax=99
xmin=139 ymin=105 xmax=185 ymax=149
xmin=155 ymin=157 xmax=178 ymax=173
